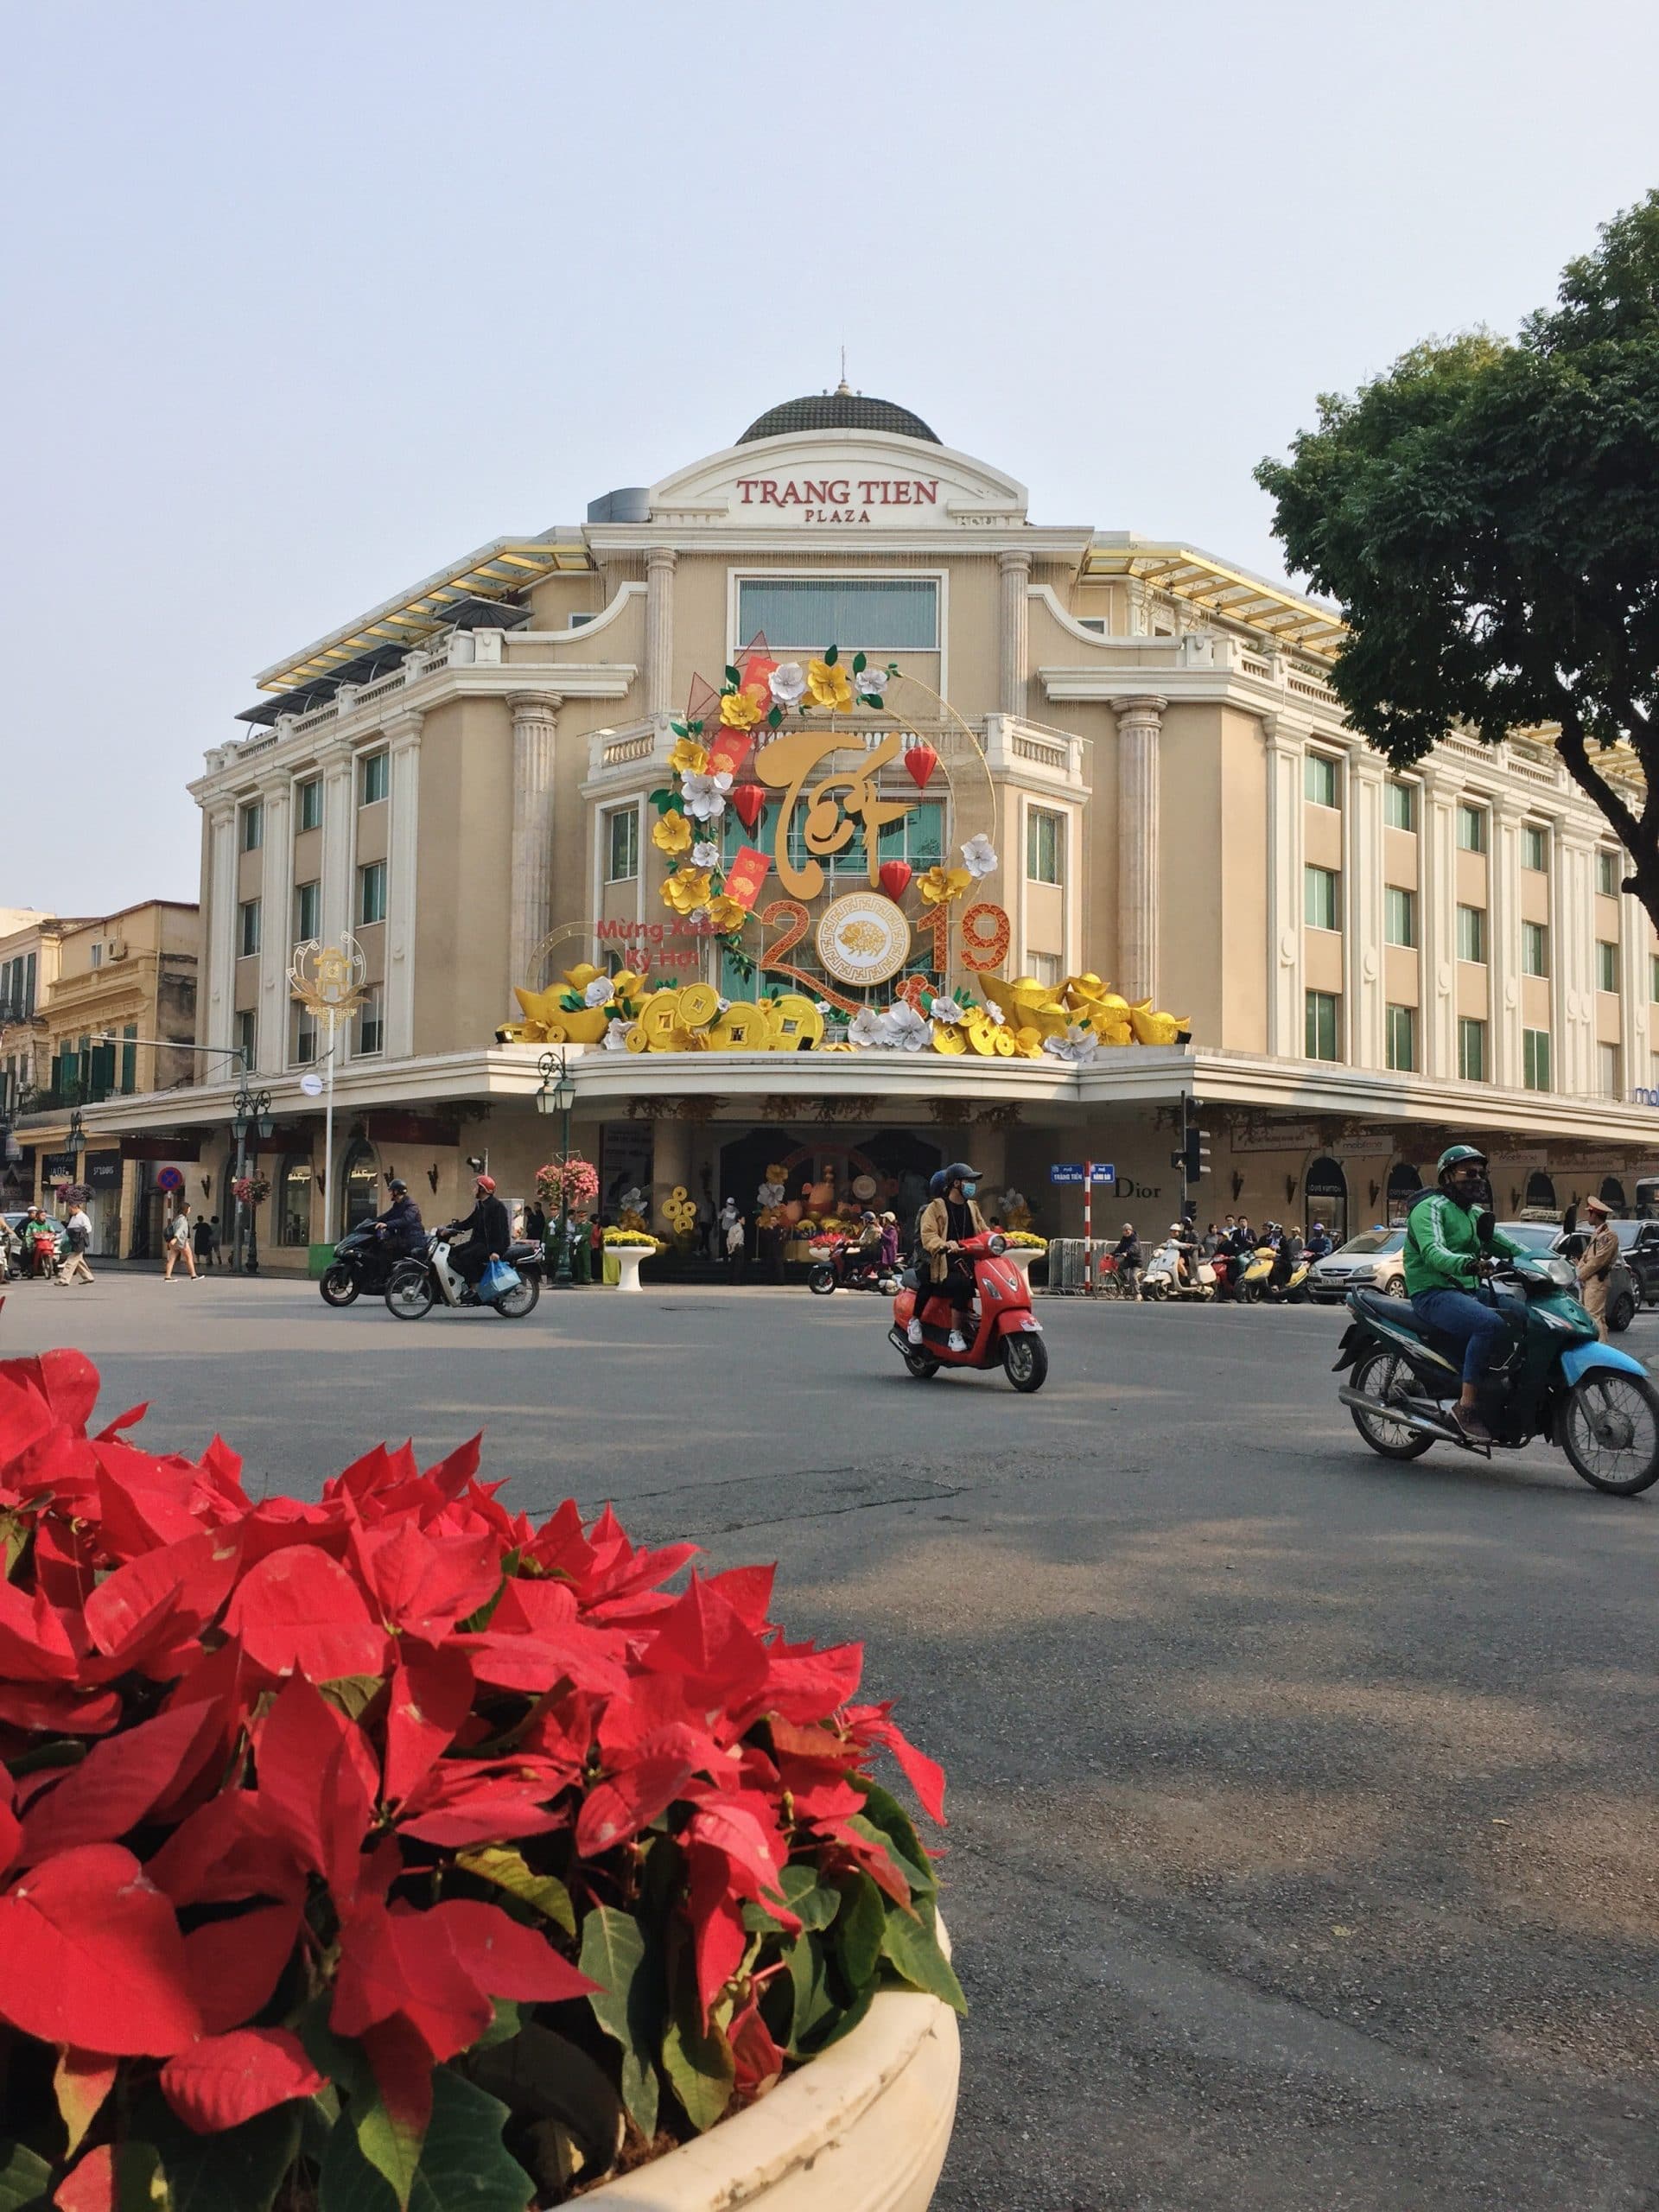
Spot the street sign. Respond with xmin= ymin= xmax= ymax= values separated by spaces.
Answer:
xmin=1050 ymin=1163 xmax=1115 ymax=1185
xmin=156 ymin=1166 xmax=185 ymax=1193
xmin=300 ymin=1072 xmax=324 ymax=1096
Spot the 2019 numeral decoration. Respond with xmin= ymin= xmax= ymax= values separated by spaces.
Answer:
xmin=758 ymin=899 xmax=862 ymax=1014
xmin=959 ymin=901 xmax=1011 ymax=972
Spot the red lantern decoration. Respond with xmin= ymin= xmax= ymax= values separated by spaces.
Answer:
xmin=903 ymin=741 xmax=938 ymax=792
xmin=731 ymin=782 xmax=766 ymax=830
xmin=879 ymin=860 xmax=912 ymax=903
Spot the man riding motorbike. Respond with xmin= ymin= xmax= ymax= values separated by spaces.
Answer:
xmin=1111 ymin=1222 xmax=1143 ymax=1300
xmin=1402 ymin=1145 xmax=1526 ymax=1441
xmin=913 ymin=1162 xmax=988 ymax=1354
xmin=442 ymin=1173 xmax=510 ymax=1292
xmin=1305 ymin=1220 xmax=1333 ymax=1262
xmin=374 ymin=1178 xmax=425 ymax=1258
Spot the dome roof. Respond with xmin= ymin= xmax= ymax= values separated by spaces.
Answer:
xmin=737 ymin=385 xmax=939 ymax=446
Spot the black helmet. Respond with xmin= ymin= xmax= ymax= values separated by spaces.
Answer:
xmin=1436 ymin=1143 xmax=1487 ymax=1184
xmin=388 ymin=1178 xmax=408 ymax=1194
xmin=928 ymin=1161 xmax=982 ymax=1198
xmin=861 ymin=1209 xmax=877 ymax=1222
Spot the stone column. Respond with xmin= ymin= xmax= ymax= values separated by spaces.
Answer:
xmin=204 ymin=803 xmax=238 ymax=1056
xmin=385 ymin=712 xmax=423 ymax=1059
xmin=1556 ymin=823 xmax=1598 ymax=1096
xmin=997 ymin=550 xmax=1032 ymax=718
xmin=256 ymin=775 xmax=295 ymax=1074
xmin=508 ymin=693 xmax=562 ymax=992
xmin=317 ymin=739 xmax=357 ymax=1066
xmin=1417 ymin=765 xmax=1459 ymax=1080
xmin=645 ymin=547 xmax=677 ymax=723
xmin=1115 ymin=695 xmax=1166 ymax=1004
xmin=1489 ymin=796 xmax=1525 ymax=1089
xmin=1347 ymin=753 xmax=1386 ymax=1071
xmin=1262 ymin=721 xmax=1306 ymax=1057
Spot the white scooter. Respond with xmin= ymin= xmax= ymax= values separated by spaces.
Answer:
xmin=1141 ymin=1236 xmax=1217 ymax=1302
xmin=384 ymin=1232 xmax=543 ymax=1320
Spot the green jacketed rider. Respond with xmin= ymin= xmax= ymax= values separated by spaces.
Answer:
xmin=1402 ymin=1145 xmax=1526 ymax=1442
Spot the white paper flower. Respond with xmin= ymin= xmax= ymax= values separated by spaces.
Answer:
xmin=961 ymin=833 xmax=998 ymax=879
xmin=1041 ymin=1023 xmax=1100 ymax=1065
xmin=983 ymin=1000 xmax=1007 ymax=1026
xmin=758 ymin=1179 xmax=786 ymax=1206
xmin=815 ymin=998 xmax=832 ymax=1015
xmin=888 ymin=1001 xmax=932 ymax=1052
xmin=930 ymin=998 xmax=962 ymax=1024
xmin=849 ymin=1007 xmax=894 ymax=1048
xmin=690 ymin=840 xmax=721 ymax=869
xmin=682 ymin=771 xmax=733 ymax=821
xmin=857 ymin=664 xmax=889 ymax=698
xmin=603 ymin=1018 xmax=631 ymax=1051
xmin=769 ymin=661 xmax=809 ymax=705
xmin=716 ymin=995 xmax=732 ymax=1014
xmin=584 ymin=976 xmax=614 ymax=1007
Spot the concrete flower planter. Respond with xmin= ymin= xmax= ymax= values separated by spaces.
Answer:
xmin=581 ymin=1941 xmax=960 ymax=2210
xmin=613 ymin=1246 xmax=649 ymax=1293
xmin=1003 ymin=1246 xmax=1042 ymax=1281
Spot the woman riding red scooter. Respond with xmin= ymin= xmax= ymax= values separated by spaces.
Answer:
xmin=890 ymin=1162 xmax=1049 ymax=1391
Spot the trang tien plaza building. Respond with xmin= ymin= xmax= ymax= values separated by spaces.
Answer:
xmin=84 ymin=389 xmax=1659 ymax=1261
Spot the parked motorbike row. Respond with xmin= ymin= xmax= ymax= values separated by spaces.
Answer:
xmin=319 ymin=1220 xmax=545 ymax=1321
xmin=1107 ymin=1236 xmax=1313 ymax=1304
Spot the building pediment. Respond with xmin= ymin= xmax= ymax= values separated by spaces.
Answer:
xmin=644 ymin=429 xmax=1029 ymax=531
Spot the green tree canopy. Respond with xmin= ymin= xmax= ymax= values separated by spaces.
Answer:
xmin=1256 ymin=192 xmax=1659 ymax=934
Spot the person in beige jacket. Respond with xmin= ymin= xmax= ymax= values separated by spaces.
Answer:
xmin=1575 ymin=1194 xmax=1620 ymax=1342
xmin=912 ymin=1162 xmax=989 ymax=1353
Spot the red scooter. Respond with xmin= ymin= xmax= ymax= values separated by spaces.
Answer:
xmin=888 ymin=1230 xmax=1049 ymax=1391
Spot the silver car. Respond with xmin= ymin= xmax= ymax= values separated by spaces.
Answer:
xmin=1306 ymin=1227 xmax=1408 ymax=1303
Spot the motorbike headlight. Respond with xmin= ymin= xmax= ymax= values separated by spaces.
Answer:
xmin=988 ymin=1234 xmax=1007 ymax=1256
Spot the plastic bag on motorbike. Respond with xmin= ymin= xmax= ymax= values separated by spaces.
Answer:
xmin=478 ymin=1258 xmax=523 ymax=1304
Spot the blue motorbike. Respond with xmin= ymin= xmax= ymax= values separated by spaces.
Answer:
xmin=1334 ymin=1230 xmax=1658 ymax=1496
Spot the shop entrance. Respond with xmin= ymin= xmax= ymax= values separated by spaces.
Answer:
xmin=716 ymin=1127 xmax=943 ymax=1233
xmin=1305 ymin=1155 xmax=1349 ymax=1243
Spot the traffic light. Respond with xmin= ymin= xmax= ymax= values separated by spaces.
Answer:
xmin=1183 ymin=1125 xmax=1211 ymax=1179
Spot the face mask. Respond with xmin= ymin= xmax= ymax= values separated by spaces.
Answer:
xmin=960 ymin=1182 xmax=977 ymax=1199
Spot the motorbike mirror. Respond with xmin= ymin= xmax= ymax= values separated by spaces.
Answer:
xmin=1476 ymin=1209 xmax=1497 ymax=1249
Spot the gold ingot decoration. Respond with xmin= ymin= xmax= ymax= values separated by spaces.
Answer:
xmin=678 ymin=982 xmax=721 ymax=1030
xmin=556 ymin=1007 xmax=611 ymax=1044
xmin=513 ymin=983 xmax=565 ymax=1028
xmin=662 ymin=1185 xmax=698 ymax=1234
xmin=767 ymin=993 xmax=824 ymax=1049
xmin=1128 ymin=1000 xmax=1189 ymax=1046
xmin=709 ymin=1000 xmax=766 ymax=1049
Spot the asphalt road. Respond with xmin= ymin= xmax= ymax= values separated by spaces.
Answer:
xmin=4 ymin=1274 xmax=1657 ymax=2212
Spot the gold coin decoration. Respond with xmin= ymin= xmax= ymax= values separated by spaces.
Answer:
xmin=641 ymin=991 xmax=682 ymax=1043
xmin=767 ymin=994 xmax=825 ymax=1049
xmin=663 ymin=1185 xmax=698 ymax=1233
xmin=678 ymin=982 xmax=721 ymax=1029
xmin=709 ymin=1000 xmax=764 ymax=1048
xmin=625 ymin=1023 xmax=649 ymax=1052
xmin=932 ymin=1022 xmax=967 ymax=1055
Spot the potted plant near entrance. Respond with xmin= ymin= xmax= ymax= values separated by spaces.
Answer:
xmin=0 ymin=1351 xmax=963 ymax=2212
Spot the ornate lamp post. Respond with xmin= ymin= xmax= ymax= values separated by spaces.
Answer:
xmin=230 ymin=1078 xmax=273 ymax=1275
xmin=535 ymin=1050 xmax=576 ymax=1287
xmin=289 ymin=937 xmax=368 ymax=1246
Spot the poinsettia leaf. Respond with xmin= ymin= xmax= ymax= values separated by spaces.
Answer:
xmin=143 ymin=2098 xmax=301 ymax=2212
xmin=319 ymin=1675 xmax=383 ymax=1721
xmin=880 ymin=1898 xmax=965 ymax=2012
xmin=660 ymin=2006 xmax=733 ymax=2136
xmin=578 ymin=1907 xmax=660 ymax=2142
xmin=425 ymin=1901 xmax=596 ymax=2005
xmin=463 ymin=2024 xmax=622 ymax=2177
xmin=780 ymin=1862 xmax=842 ymax=1930
xmin=162 ymin=2028 xmax=324 ymax=2135
xmin=804 ymin=1974 xmax=874 ymax=2054
xmin=849 ymin=1785 xmax=935 ymax=1895
xmin=473 ymin=2001 xmax=521 ymax=2050
xmin=0 ymin=2142 xmax=50 ymax=2212
xmin=455 ymin=1847 xmax=575 ymax=1936
xmin=1 ymin=1512 xmax=28 ymax=1581
xmin=0 ymin=1842 xmax=200 ymax=2054
xmin=784 ymin=1932 xmax=836 ymax=2054
xmin=321 ymin=2069 xmax=531 ymax=2212
xmin=223 ymin=1547 xmax=385 ymax=1683
xmin=832 ymin=1870 xmax=884 ymax=1990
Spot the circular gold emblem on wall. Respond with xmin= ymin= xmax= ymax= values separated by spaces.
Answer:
xmin=816 ymin=893 xmax=912 ymax=988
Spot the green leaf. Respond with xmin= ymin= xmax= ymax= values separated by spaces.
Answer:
xmin=725 ymin=665 xmax=741 ymax=688
xmin=463 ymin=2024 xmax=622 ymax=2178
xmin=0 ymin=1512 xmax=29 ymax=1582
xmin=319 ymin=1674 xmax=383 ymax=1719
xmin=807 ymin=1977 xmax=874 ymax=2053
xmin=781 ymin=1861 xmax=842 ymax=1930
xmin=149 ymin=2104 xmax=302 ymax=2212
xmin=833 ymin=1871 xmax=884 ymax=1989
xmin=456 ymin=1847 xmax=575 ymax=1936
xmin=880 ymin=1899 xmax=966 ymax=2012
xmin=649 ymin=786 xmax=677 ymax=814
xmin=579 ymin=1907 xmax=661 ymax=2142
xmin=849 ymin=1782 xmax=936 ymax=1895
xmin=668 ymin=721 xmax=688 ymax=740
xmin=785 ymin=1932 xmax=836 ymax=2053
xmin=661 ymin=2009 xmax=734 ymax=2135
xmin=474 ymin=2000 xmax=523 ymax=2049
xmin=353 ymin=2077 xmax=425 ymax=2210
xmin=321 ymin=2071 xmax=533 ymax=2212
xmin=766 ymin=705 xmax=783 ymax=727
xmin=823 ymin=643 xmax=839 ymax=665
xmin=852 ymin=652 xmax=867 ymax=673
xmin=688 ymin=718 xmax=704 ymax=735
xmin=0 ymin=2144 xmax=50 ymax=2212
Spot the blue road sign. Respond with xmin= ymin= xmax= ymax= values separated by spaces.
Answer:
xmin=1050 ymin=1163 xmax=1115 ymax=1185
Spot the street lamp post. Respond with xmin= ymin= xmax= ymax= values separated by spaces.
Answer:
xmin=535 ymin=1051 xmax=576 ymax=1287
xmin=229 ymin=1077 xmax=273 ymax=1276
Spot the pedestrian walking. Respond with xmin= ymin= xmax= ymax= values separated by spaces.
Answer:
xmin=163 ymin=1201 xmax=200 ymax=1281
xmin=192 ymin=1212 xmax=217 ymax=1272
xmin=1575 ymin=1194 xmax=1620 ymax=1342
xmin=57 ymin=1202 xmax=95 ymax=1287
xmin=721 ymin=1198 xmax=747 ymax=1283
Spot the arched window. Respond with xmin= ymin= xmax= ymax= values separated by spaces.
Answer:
xmin=342 ymin=1141 xmax=380 ymax=1230
xmin=1599 ymin=1176 xmax=1626 ymax=1213
xmin=1386 ymin=1162 xmax=1421 ymax=1224
xmin=1304 ymin=1156 xmax=1348 ymax=1244
xmin=277 ymin=1156 xmax=314 ymax=1246
xmin=1524 ymin=1170 xmax=1556 ymax=1212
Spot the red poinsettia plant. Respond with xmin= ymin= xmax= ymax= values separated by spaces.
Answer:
xmin=0 ymin=1351 xmax=958 ymax=2212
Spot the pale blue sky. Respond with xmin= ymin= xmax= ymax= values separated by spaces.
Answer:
xmin=4 ymin=0 xmax=1656 ymax=915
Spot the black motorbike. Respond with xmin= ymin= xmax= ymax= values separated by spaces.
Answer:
xmin=319 ymin=1221 xmax=415 ymax=1306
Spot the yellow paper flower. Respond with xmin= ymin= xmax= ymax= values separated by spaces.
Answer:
xmin=667 ymin=736 xmax=709 ymax=777
xmin=918 ymin=865 xmax=973 ymax=907
xmin=660 ymin=868 xmax=713 ymax=915
xmin=718 ymin=690 xmax=763 ymax=731
xmin=704 ymin=893 xmax=748 ymax=934
xmin=652 ymin=810 xmax=693 ymax=856
xmin=805 ymin=658 xmax=854 ymax=711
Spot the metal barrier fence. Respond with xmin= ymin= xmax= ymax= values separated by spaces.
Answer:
xmin=1040 ymin=1238 xmax=1121 ymax=1294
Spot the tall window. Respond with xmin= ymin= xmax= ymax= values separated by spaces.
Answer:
xmin=277 ymin=1158 xmax=314 ymax=1247
xmin=1305 ymin=989 xmax=1341 ymax=1061
xmin=1384 ymin=779 xmax=1417 ymax=832
xmin=1597 ymin=940 xmax=1618 ymax=993
xmin=359 ymin=751 xmax=390 ymax=806
xmin=294 ymin=1007 xmax=318 ymax=1065
xmin=1384 ymin=887 xmax=1416 ymax=947
xmin=358 ymin=861 xmax=387 ymax=926
xmin=1458 ymin=1016 xmax=1486 ymax=1082
xmin=120 ymin=1023 xmax=137 ymax=1094
xmin=1522 ymin=920 xmax=1549 ymax=977
xmin=1027 ymin=951 xmax=1064 ymax=987
xmin=1385 ymin=1002 xmax=1416 ymax=1071
xmin=734 ymin=577 xmax=939 ymax=652
xmin=238 ymin=899 xmax=261 ymax=957
xmin=298 ymin=777 xmax=323 ymax=832
xmin=233 ymin=1008 xmax=256 ymax=1069
xmin=1597 ymin=850 xmax=1620 ymax=897
xmin=1523 ymin=1027 xmax=1552 ymax=1091
xmin=606 ymin=809 xmax=639 ymax=884
xmin=1456 ymin=904 xmax=1487 ymax=963
xmin=1521 ymin=822 xmax=1548 ymax=871
xmin=1597 ymin=1042 xmax=1620 ymax=1098
xmin=1026 ymin=809 xmax=1065 ymax=885
xmin=294 ymin=880 xmax=321 ymax=941
xmin=1304 ymin=865 xmax=1341 ymax=931
xmin=359 ymin=984 xmax=385 ymax=1057
xmin=1457 ymin=803 xmax=1487 ymax=853
xmin=240 ymin=800 xmax=264 ymax=853
xmin=1304 ymin=753 xmax=1339 ymax=809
